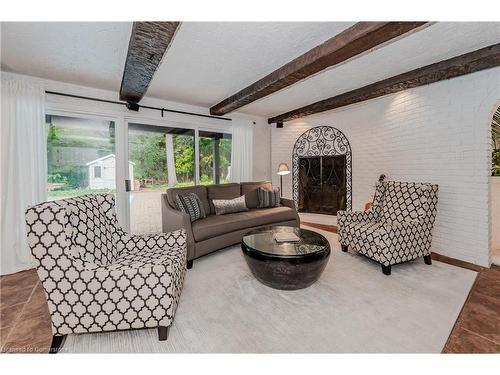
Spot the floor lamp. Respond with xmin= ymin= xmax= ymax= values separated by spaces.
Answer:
xmin=277 ymin=163 xmax=291 ymax=197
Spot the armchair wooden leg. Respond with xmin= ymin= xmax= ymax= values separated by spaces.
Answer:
xmin=341 ymin=245 xmax=348 ymax=252
xmin=158 ymin=326 xmax=169 ymax=341
xmin=187 ymin=259 xmax=193 ymax=269
xmin=49 ymin=335 xmax=66 ymax=354
xmin=381 ymin=264 xmax=391 ymax=276
xmin=424 ymin=255 xmax=432 ymax=265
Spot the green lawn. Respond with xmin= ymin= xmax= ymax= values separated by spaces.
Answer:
xmin=137 ymin=182 xmax=193 ymax=191
xmin=48 ymin=188 xmax=115 ymax=200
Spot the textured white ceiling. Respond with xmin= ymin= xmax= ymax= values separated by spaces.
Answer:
xmin=1 ymin=22 xmax=132 ymax=92
xmin=146 ymin=22 xmax=354 ymax=107
xmin=1 ymin=22 xmax=499 ymax=118
xmin=239 ymin=22 xmax=500 ymax=117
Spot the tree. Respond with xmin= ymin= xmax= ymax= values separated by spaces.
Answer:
xmin=173 ymin=135 xmax=195 ymax=182
xmin=126 ymin=131 xmax=232 ymax=185
xmin=129 ymin=133 xmax=167 ymax=182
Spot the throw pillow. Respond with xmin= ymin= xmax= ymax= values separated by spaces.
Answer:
xmin=212 ymin=195 xmax=248 ymax=215
xmin=175 ymin=193 xmax=206 ymax=222
xmin=257 ymin=187 xmax=280 ymax=208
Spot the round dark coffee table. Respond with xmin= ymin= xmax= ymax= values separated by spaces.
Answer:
xmin=241 ymin=226 xmax=330 ymax=290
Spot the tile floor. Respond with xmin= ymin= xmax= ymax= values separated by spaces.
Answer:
xmin=442 ymin=265 xmax=500 ymax=353
xmin=0 ymin=269 xmax=52 ymax=353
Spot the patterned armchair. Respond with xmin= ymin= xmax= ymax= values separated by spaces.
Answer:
xmin=25 ymin=194 xmax=187 ymax=353
xmin=337 ymin=180 xmax=438 ymax=275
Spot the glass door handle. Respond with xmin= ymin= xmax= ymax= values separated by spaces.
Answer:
xmin=125 ymin=180 xmax=132 ymax=192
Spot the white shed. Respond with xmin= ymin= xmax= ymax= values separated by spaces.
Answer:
xmin=86 ymin=154 xmax=134 ymax=189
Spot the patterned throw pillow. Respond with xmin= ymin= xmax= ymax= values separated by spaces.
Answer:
xmin=257 ymin=187 xmax=280 ymax=208
xmin=212 ymin=195 xmax=248 ymax=215
xmin=175 ymin=193 xmax=206 ymax=222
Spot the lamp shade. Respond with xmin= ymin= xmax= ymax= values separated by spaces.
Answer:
xmin=277 ymin=162 xmax=291 ymax=175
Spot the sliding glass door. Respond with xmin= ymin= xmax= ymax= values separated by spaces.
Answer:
xmin=44 ymin=114 xmax=232 ymax=235
xmin=127 ymin=123 xmax=195 ymax=234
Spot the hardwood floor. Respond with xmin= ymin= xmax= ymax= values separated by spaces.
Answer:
xmin=442 ymin=265 xmax=500 ymax=353
xmin=1 ymin=244 xmax=499 ymax=353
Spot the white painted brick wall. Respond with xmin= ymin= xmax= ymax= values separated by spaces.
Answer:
xmin=271 ymin=68 xmax=500 ymax=267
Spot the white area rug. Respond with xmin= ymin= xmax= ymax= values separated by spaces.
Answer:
xmin=62 ymin=226 xmax=476 ymax=353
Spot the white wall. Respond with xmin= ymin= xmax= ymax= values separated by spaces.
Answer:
xmin=271 ymin=68 xmax=500 ymax=267
xmin=252 ymin=117 xmax=272 ymax=181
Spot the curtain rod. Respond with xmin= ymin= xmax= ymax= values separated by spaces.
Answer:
xmin=45 ymin=90 xmax=233 ymax=122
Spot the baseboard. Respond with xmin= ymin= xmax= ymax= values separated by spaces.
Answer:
xmin=301 ymin=222 xmax=338 ymax=233
xmin=431 ymin=252 xmax=486 ymax=272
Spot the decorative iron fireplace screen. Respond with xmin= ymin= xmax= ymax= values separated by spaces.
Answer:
xmin=292 ymin=126 xmax=352 ymax=213
xmin=298 ymin=155 xmax=346 ymax=215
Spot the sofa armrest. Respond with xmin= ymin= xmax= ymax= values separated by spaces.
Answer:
xmin=280 ymin=198 xmax=295 ymax=209
xmin=161 ymin=194 xmax=195 ymax=261
xmin=280 ymin=198 xmax=300 ymax=226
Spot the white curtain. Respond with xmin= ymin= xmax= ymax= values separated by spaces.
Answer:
xmin=1 ymin=78 xmax=46 ymax=275
xmin=230 ymin=118 xmax=253 ymax=183
xmin=165 ymin=134 xmax=177 ymax=187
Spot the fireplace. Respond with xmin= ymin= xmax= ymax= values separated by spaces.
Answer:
xmin=292 ymin=126 xmax=352 ymax=214
xmin=298 ymin=155 xmax=346 ymax=214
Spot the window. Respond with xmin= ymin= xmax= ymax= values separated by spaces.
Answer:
xmin=199 ymin=131 xmax=232 ymax=185
xmin=46 ymin=114 xmax=116 ymax=201
xmin=128 ymin=123 xmax=196 ymax=189
xmin=128 ymin=123 xmax=196 ymax=234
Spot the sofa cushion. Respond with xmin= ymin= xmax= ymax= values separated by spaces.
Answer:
xmin=213 ymin=195 xmax=248 ymax=215
xmin=241 ymin=181 xmax=272 ymax=208
xmin=207 ymin=183 xmax=240 ymax=214
xmin=166 ymin=186 xmax=210 ymax=214
xmin=175 ymin=193 xmax=206 ymax=222
xmin=191 ymin=206 xmax=297 ymax=242
xmin=257 ymin=187 xmax=280 ymax=208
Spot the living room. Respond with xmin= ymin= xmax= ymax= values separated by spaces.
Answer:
xmin=1 ymin=0 xmax=499 ymax=372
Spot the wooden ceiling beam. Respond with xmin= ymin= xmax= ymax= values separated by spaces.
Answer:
xmin=210 ymin=22 xmax=428 ymax=116
xmin=120 ymin=22 xmax=180 ymax=104
xmin=268 ymin=43 xmax=500 ymax=124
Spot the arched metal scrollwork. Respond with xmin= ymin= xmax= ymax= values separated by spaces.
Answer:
xmin=292 ymin=126 xmax=352 ymax=212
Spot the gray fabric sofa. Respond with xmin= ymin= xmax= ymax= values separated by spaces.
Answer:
xmin=162 ymin=181 xmax=300 ymax=268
